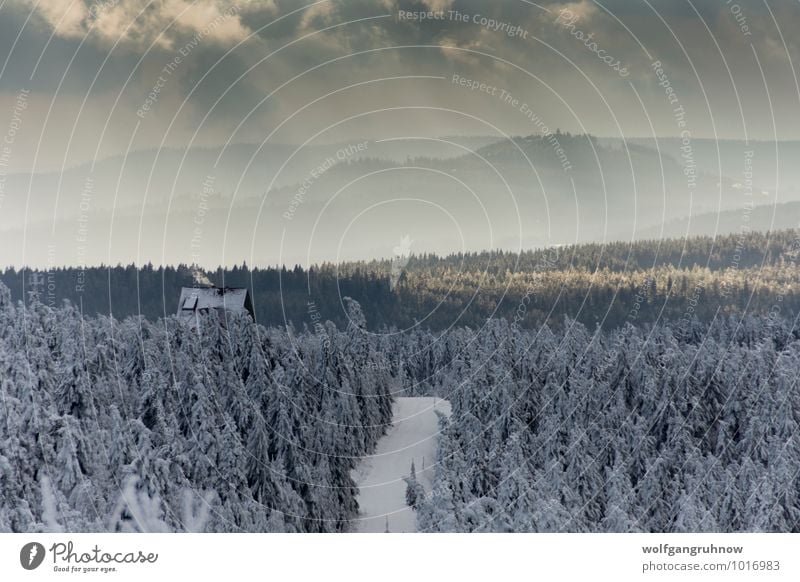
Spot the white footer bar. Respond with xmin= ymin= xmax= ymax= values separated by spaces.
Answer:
xmin=1 ymin=533 xmax=797 ymax=581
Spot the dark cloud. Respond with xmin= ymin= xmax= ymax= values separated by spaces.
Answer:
xmin=1 ymin=0 xmax=798 ymax=170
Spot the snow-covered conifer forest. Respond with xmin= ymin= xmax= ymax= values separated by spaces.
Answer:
xmin=0 ymin=288 xmax=394 ymax=532
xmin=1 ymin=279 xmax=799 ymax=532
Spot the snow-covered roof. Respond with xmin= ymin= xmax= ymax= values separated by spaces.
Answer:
xmin=177 ymin=286 xmax=253 ymax=325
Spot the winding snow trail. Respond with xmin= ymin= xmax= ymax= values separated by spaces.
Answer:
xmin=352 ymin=397 xmax=451 ymax=533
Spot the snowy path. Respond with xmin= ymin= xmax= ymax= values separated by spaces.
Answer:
xmin=352 ymin=397 xmax=451 ymax=533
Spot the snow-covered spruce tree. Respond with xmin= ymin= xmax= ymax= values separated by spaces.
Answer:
xmin=404 ymin=461 xmax=425 ymax=510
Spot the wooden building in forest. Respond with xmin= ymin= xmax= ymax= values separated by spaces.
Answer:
xmin=177 ymin=286 xmax=254 ymax=327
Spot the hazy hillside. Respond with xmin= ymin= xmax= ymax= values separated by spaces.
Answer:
xmin=0 ymin=137 xmax=501 ymax=231
xmin=1 ymin=134 xmax=764 ymax=268
xmin=614 ymin=137 xmax=800 ymax=194
xmin=632 ymin=201 xmax=800 ymax=240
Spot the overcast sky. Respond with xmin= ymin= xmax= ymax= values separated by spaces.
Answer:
xmin=0 ymin=0 xmax=798 ymax=172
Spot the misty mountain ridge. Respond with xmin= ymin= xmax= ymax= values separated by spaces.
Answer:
xmin=1 ymin=133 xmax=795 ymax=268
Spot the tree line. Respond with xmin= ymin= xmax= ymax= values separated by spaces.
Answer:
xmin=2 ymin=230 xmax=798 ymax=331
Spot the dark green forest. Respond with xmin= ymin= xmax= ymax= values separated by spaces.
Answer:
xmin=2 ymin=229 xmax=798 ymax=331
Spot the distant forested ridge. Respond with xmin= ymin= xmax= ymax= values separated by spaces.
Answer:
xmin=3 ymin=230 xmax=799 ymax=331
